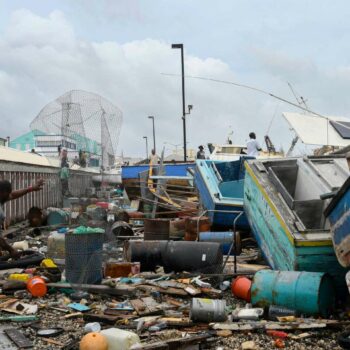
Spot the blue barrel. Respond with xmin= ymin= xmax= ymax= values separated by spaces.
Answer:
xmin=251 ymin=270 xmax=335 ymax=317
xmin=47 ymin=209 xmax=70 ymax=226
xmin=199 ymin=231 xmax=241 ymax=255
xmin=65 ymin=232 xmax=104 ymax=284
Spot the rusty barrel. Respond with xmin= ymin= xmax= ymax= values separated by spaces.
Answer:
xmin=144 ymin=218 xmax=170 ymax=240
xmin=185 ymin=216 xmax=211 ymax=241
xmin=169 ymin=218 xmax=186 ymax=239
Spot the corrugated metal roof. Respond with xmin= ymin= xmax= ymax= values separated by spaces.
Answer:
xmin=0 ymin=146 xmax=99 ymax=173
xmin=0 ymin=146 xmax=59 ymax=167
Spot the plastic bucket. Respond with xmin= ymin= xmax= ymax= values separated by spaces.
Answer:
xmin=231 ymin=276 xmax=252 ymax=302
xmin=27 ymin=276 xmax=47 ymax=297
xmin=65 ymin=232 xmax=104 ymax=284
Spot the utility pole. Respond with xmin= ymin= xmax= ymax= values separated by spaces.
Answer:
xmin=148 ymin=116 xmax=156 ymax=152
xmin=172 ymin=43 xmax=187 ymax=161
xmin=143 ymin=136 xmax=149 ymax=160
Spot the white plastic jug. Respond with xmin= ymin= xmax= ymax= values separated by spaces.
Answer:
xmin=47 ymin=231 xmax=66 ymax=260
xmin=100 ymin=328 xmax=140 ymax=350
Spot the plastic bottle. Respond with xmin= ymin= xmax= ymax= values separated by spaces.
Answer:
xmin=100 ymin=328 xmax=141 ymax=350
xmin=47 ymin=231 xmax=66 ymax=260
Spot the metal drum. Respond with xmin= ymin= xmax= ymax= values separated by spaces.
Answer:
xmin=190 ymin=298 xmax=227 ymax=322
xmin=199 ymin=231 xmax=241 ymax=255
xmin=251 ymin=270 xmax=335 ymax=317
xmin=185 ymin=216 xmax=211 ymax=241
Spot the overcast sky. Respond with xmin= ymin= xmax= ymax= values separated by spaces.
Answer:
xmin=1 ymin=0 xmax=350 ymax=156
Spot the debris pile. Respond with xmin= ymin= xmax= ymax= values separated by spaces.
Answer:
xmin=0 ymin=184 xmax=348 ymax=350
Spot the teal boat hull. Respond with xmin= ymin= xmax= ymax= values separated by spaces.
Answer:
xmin=244 ymin=161 xmax=347 ymax=297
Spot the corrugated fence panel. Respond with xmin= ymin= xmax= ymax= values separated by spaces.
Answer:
xmin=0 ymin=161 xmax=93 ymax=224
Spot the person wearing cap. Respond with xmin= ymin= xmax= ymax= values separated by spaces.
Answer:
xmin=197 ymin=145 xmax=206 ymax=159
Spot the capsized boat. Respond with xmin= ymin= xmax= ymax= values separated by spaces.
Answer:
xmin=244 ymin=156 xmax=349 ymax=294
xmin=195 ymin=157 xmax=252 ymax=229
xmin=324 ymin=176 xmax=350 ymax=268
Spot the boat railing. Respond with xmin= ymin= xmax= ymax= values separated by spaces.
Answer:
xmin=196 ymin=209 xmax=243 ymax=275
xmin=210 ymin=162 xmax=223 ymax=183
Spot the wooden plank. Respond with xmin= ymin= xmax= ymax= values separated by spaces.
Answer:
xmin=130 ymin=297 xmax=162 ymax=316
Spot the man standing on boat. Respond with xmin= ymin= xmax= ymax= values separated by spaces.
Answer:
xmin=60 ymin=148 xmax=70 ymax=196
xmin=247 ymin=132 xmax=262 ymax=157
xmin=0 ymin=179 xmax=44 ymax=258
xmin=150 ymin=149 xmax=159 ymax=165
xmin=196 ymin=146 xmax=206 ymax=159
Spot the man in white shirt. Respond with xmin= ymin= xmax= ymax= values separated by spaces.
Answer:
xmin=246 ymin=132 xmax=262 ymax=157
xmin=149 ymin=149 xmax=159 ymax=165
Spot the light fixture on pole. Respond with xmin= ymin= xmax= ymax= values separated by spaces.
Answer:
xmin=148 ymin=116 xmax=156 ymax=152
xmin=143 ymin=136 xmax=149 ymax=160
xmin=171 ymin=43 xmax=187 ymax=162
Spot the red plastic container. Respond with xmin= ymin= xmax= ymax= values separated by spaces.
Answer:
xmin=231 ymin=276 xmax=252 ymax=302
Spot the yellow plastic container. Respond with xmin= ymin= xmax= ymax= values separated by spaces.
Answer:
xmin=8 ymin=273 xmax=31 ymax=282
xmin=41 ymin=258 xmax=57 ymax=268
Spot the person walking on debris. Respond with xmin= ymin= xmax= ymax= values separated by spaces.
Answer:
xmin=196 ymin=145 xmax=205 ymax=159
xmin=150 ymin=149 xmax=159 ymax=165
xmin=60 ymin=148 xmax=70 ymax=196
xmin=0 ymin=179 xmax=44 ymax=258
xmin=246 ymin=132 xmax=262 ymax=157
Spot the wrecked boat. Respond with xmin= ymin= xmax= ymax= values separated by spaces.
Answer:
xmin=122 ymin=163 xmax=195 ymax=200
xmin=244 ymin=156 xmax=349 ymax=292
xmin=195 ymin=158 xmax=251 ymax=229
xmin=324 ymin=176 xmax=350 ymax=268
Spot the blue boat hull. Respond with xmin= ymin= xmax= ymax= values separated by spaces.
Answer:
xmin=122 ymin=163 xmax=195 ymax=179
xmin=194 ymin=159 xmax=250 ymax=230
xmin=325 ymin=177 xmax=350 ymax=268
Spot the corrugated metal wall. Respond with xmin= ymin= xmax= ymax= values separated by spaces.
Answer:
xmin=0 ymin=161 xmax=93 ymax=224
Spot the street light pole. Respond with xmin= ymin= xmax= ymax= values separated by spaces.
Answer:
xmin=171 ymin=43 xmax=187 ymax=162
xmin=143 ymin=136 xmax=149 ymax=161
xmin=148 ymin=116 xmax=156 ymax=152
